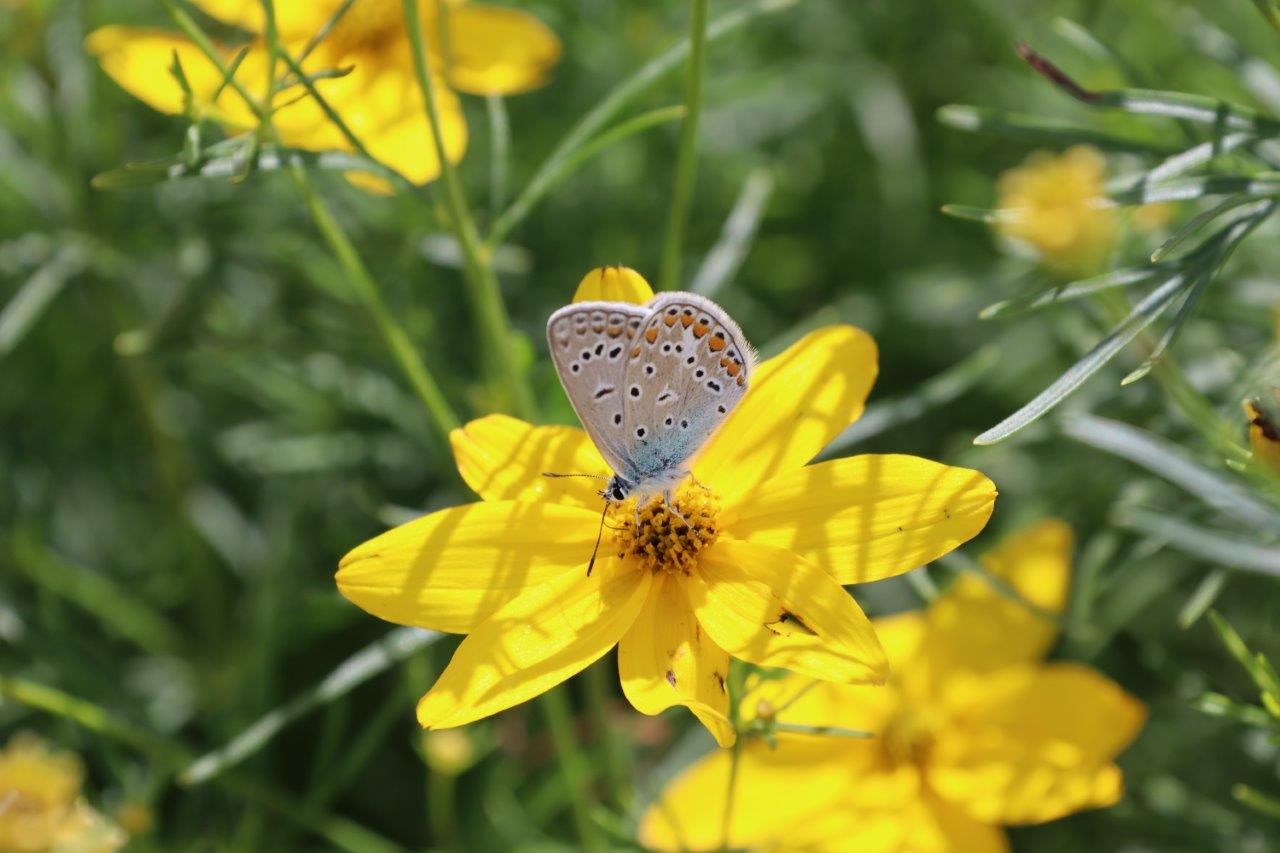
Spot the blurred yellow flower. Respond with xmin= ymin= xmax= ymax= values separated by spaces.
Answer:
xmin=1131 ymin=202 xmax=1175 ymax=233
xmin=86 ymin=0 xmax=561 ymax=185
xmin=0 ymin=732 xmax=126 ymax=853
xmin=996 ymin=146 xmax=1116 ymax=277
xmin=640 ymin=520 xmax=1146 ymax=852
xmin=336 ymin=267 xmax=997 ymax=747
xmin=422 ymin=729 xmax=475 ymax=776
xmin=1245 ymin=397 xmax=1280 ymax=473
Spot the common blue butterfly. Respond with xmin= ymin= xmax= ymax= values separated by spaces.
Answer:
xmin=547 ymin=292 xmax=755 ymax=514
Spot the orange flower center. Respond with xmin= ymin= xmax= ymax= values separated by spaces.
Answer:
xmin=611 ymin=486 xmax=720 ymax=575
xmin=881 ymin=708 xmax=939 ymax=767
xmin=326 ymin=0 xmax=411 ymax=57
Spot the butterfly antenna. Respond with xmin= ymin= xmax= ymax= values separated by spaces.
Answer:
xmin=542 ymin=472 xmax=608 ymax=481
xmin=587 ymin=500 xmax=609 ymax=577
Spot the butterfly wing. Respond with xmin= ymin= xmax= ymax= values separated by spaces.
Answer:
xmin=547 ymin=301 xmax=650 ymax=476
xmin=620 ymin=292 xmax=755 ymax=482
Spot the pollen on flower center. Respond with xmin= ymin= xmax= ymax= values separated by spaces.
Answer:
xmin=611 ymin=486 xmax=720 ymax=575
xmin=882 ymin=708 xmax=939 ymax=767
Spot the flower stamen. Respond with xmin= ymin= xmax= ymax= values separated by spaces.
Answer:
xmin=612 ymin=486 xmax=720 ymax=575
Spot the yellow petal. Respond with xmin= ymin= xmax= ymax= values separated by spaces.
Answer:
xmin=571 ymin=266 xmax=655 ymax=304
xmin=928 ymin=663 xmax=1145 ymax=825
xmin=790 ymin=795 xmax=1008 ymax=853
xmin=639 ymin=738 xmax=872 ymax=851
xmin=416 ymin=558 xmax=650 ymax=728
xmin=694 ymin=326 xmax=878 ymax=502
xmin=450 ymin=414 xmax=610 ymax=508
xmin=438 ymin=4 xmax=561 ymax=95
xmin=688 ymin=539 xmax=889 ymax=685
xmin=280 ymin=64 xmax=467 ymax=185
xmin=618 ymin=574 xmax=734 ymax=747
xmin=188 ymin=0 xmax=327 ymax=39
xmin=915 ymin=519 xmax=1071 ymax=679
xmin=336 ymin=500 xmax=600 ymax=633
xmin=86 ymin=27 xmax=260 ymax=125
xmin=737 ymin=644 xmax=907 ymax=736
xmin=728 ymin=455 xmax=997 ymax=585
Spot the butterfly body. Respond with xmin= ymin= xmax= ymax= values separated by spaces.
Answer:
xmin=548 ymin=291 xmax=754 ymax=506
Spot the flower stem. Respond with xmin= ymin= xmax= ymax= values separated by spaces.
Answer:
xmin=163 ymin=1 xmax=460 ymax=450
xmin=659 ymin=0 xmax=711 ymax=292
xmin=582 ymin=659 xmax=631 ymax=809
xmin=401 ymin=0 xmax=533 ymax=418
xmin=538 ymin=688 xmax=604 ymax=852
xmin=719 ymin=659 xmax=746 ymax=851
xmin=287 ymin=163 xmax=461 ymax=448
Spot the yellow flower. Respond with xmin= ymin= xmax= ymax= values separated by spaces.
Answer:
xmin=640 ymin=520 xmax=1146 ymax=852
xmin=1245 ymin=396 xmax=1280 ymax=473
xmin=996 ymin=146 xmax=1117 ymax=277
xmin=0 ymin=732 xmax=126 ymax=853
xmin=85 ymin=0 xmax=560 ymax=186
xmin=337 ymin=267 xmax=997 ymax=747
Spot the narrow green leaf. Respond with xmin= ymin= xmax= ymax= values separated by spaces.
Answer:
xmin=489 ymin=0 xmax=798 ymax=245
xmin=691 ymin=168 xmax=774 ymax=297
xmin=1065 ymin=415 xmax=1280 ymax=534
xmin=937 ymin=104 xmax=1178 ymax=154
xmin=489 ymin=105 xmax=686 ymax=245
xmin=1151 ymin=195 xmax=1259 ymax=262
xmin=1117 ymin=508 xmax=1280 ymax=576
xmin=939 ymin=204 xmax=1003 ymax=223
xmin=1111 ymin=174 xmax=1280 ymax=205
xmin=974 ymin=273 xmax=1190 ymax=445
xmin=0 ymin=247 xmax=82 ymax=357
xmin=1193 ymin=693 xmax=1275 ymax=727
xmin=980 ymin=266 xmax=1167 ymax=319
xmin=1235 ymin=785 xmax=1280 ymax=821
xmin=1177 ymin=569 xmax=1228 ymax=629
xmin=822 ymin=345 xmax=999 ymax=452
xmin=181 ymin=626 xmax=442 ymax=785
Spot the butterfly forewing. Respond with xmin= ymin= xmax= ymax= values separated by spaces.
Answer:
xmin=547 ymin=301 xmax=649 ymax=476
xmin=620 ymin=292 xmax=754 ymax=480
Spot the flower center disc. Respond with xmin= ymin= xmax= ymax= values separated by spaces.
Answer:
xmin=882 ymin=709 xmax=938 ymax=766
xmin=612 ymin=486 xmax=720 ymax=575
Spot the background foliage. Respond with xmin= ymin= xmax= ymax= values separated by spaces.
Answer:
xmin=3 ymin=0 xmax=1280 ymax=849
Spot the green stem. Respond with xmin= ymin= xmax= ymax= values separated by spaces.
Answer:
xmin=427 ymin=769 xmax=460 ymax=849
xmin=582 ymin=660 xmax=630 ymax=809
xmin=538 ymin=688 xmax=604 ymax=852
xmin=0 ymin=676 xmax=400 ymax=853
xmin=659 ymin=0 xmax=710 ymax=292
xmin=287 ymin=163 xmax=461 ymax=447
xmin=164 ymin=1 xmax=460 ymax=448
xmin=402 ymin=0 xmax=532 ymax=418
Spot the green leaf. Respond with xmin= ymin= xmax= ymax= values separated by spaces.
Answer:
xmin=1065 ymin=415 xmax=1280 ymax=534
xmin=1111 ymin=174 xmax=1280 ymax=205
xmin=691 ymin=168 xmax=774 ymax=298
xmin=937 ymin=104 xmax=1178 ymax=154
xmin=979 ymin=265 xmax=1169 ymax=319
xmin=1177 ymin=569 xmax=1228 ymax=629
xmin=939 ymin=203 xmax=1003 ymax=223
xmin=181 ymin=626 xmax=442 ymax=785
xmin=974 ymin=272 xmax=1190 ymax=445
xmin=1116 ymin=508 xmax=1280 ymax=576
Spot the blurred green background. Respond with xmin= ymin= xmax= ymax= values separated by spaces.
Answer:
xmin=4 ymin=0 xmax=1280 ymax=849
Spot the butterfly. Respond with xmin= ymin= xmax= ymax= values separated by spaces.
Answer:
xmin=546 ymin=291 xmax=755 ymax=518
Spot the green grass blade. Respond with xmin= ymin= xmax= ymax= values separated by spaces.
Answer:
xmin=1116 ymin=508 xmax=1280 ymax=576
xmin=0 ymin=247 xmax=83 ymax=358
xmin=937 ymin=104 xmax=1178 ymax=153
xmin=1064 ymin=414 xmax=1280 ymax=534
xmin=181 ymin=626 xmax=442 ymax=785
xmin=973 ymin=273 xmax=1190 ymax=445
xmin=822 ymin=345 xmax=999 ymax=453
xmin=489 ymin=0 xmax=798 ymax=245
xmin=690 ymin=168 xmax=774 ymax=297
xmin=980 ymin=266 xmax=1169 ymax=319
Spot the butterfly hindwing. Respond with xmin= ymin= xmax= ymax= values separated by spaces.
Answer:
xmin=547 ymin=301 xmax=649 ymax=476
xmin=621 ymin=292 xmax=754 ymax=481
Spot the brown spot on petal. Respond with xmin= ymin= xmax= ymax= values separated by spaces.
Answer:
xmin=666 ymin=669 xmax=678 ymax=688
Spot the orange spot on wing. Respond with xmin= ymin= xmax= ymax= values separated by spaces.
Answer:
xmin=607 ymin=325 xmax=623 ymax=337
xmin=692 ymin=323 xmax=710 ymax=338
xmin=631 ymin=346 xmax=642 ymax=358
xmin=680 ymin=314 xmax=694 ymax=328
xmin=708 ymin=336 xmax=726 ymax=352
xmin=726 ymin=362 xmax=740 ymax=377
xmin=644 ymin=328 xmax=659 ymax=343
xmin=664 ymin=315 xmax=678 ymax=327
xmin=736 ymin=375 xmax=746 ymax=387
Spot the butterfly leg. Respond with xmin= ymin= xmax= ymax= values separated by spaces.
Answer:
xmin=663 ymin=489 xmax=691 ymax=530
xmin=687 ymin=472 xmax=712 ymax=494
